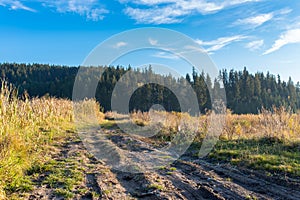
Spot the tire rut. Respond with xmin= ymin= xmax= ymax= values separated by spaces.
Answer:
xmin=193 ymin=159 xmax=300 ymax=200
xmin=28 ymin=128 xmax=299 ymax=200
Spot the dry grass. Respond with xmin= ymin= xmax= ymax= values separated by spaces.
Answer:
xmin=222 ymin=107 xmax=300 ymax=141
xmin=0 ymin=81 xmax=102 ymax=198
xmin=129 ymin=107 xmax=300 ymax=142
xmin=128 ymin=107 xmax=300 ymax=176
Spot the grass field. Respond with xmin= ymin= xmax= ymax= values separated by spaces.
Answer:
xmin=1 ymin=82 xmax=300 ymax=198
xmin=130 ymin=108 xmax=300 ymax=177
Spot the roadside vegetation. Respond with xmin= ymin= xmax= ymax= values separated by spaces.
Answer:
xmin=127 ymin=108 xmax=300 ymax=177
xmin=210 ymin=107 xmax=300 ymax=176
xmin=0 ymin=82 xmax=102 ymax=199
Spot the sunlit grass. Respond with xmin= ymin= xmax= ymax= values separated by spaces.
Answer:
xmin=0 ymin=81 xmax=102 ymax=199
xmin=126 ymin=108 xmax=300 ymax=176
xmin=209 ymin=138 xmax=300 ymax=176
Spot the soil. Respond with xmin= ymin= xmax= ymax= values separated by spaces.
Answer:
xmin=27 ymin=123 xmax=300 ymax=200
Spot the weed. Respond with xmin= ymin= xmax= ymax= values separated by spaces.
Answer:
xmin=147 ymin=184 xmax=165 ymax=191
xmin=169 ymin=167 xmax=177 ymax=171
xmin=54 ymin=188 xmax=74 ymax=199
xmin=91 ymin=191 xmax=101 ymax=198
xmin=103 ymin=189 xmax=112 ymax=195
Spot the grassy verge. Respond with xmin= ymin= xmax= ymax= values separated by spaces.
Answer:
xmin=125 ymin=109 xmax=300 ymax=177
xmin=0 ymin=81 xmax=102 ymax=199
xmin=208 ymin=138 xmax=300 ymax=176
xmin=31 ymin=153 xmax=85 ymax=199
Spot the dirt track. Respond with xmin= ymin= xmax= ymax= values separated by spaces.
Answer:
xmin=28 ymin=124 xmax=300 ymax=200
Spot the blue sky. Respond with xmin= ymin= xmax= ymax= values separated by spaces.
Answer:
xmin=1 ymin=0 xmax=300 ymax=81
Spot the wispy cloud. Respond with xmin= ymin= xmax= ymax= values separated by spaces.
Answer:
xmin=278 ymin=8 xmax=292 ymax=15
xmin=0 ymin=0 xmax=109 ymax=20
xmin=0 ymin=0 xmax=36 ymax=12
xmin=122 ymin=0 xmax=262 ymax=24
xmin=196 ymin=35 xmax=247 ymax=53
xmin=124 ymin=6 xmax=187 ymax=24
xmin=183 ymin=45 xmax=206 ymax=53
xmin=263 ymin=28 xmax=300 ymax=55
xmin=152 ymin=52 xmax=180 ymax=60
xmin=113 ymin=41 xmax=128 ymax=49
xmin=234 ymin=13 xmax=273 ymax=28
xmin=149 ymin=38 xmax=158 ymax=45
xmin=42 ymin=0 xmax=109 ymax=21
xmin=245 ymin=40 xmax=264 ymax=51
xmin=233 ymin=8 xmax=292 ymax=29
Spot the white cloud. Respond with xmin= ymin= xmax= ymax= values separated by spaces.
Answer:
xmin=149 ymin=38 xmax=158 ymax=45
xmin=245 ymin=40 xmax=264 ymax=51
xmin=152 ymin=52 xmax=180 ymax=60
xmin=0 ymin=0 xmax=36 ymax=12
xmin=0 ymin=0 xmax=109 ymax=20
xmin=86 ymin=8 xmax=109 ymax=21
xmin=233 ymin=8 xmax=292 ymax=29
xmin=124 ymin=6 xmax=187 ymax=24
xmin=196 ymin=35 xmax=247 ymax=52
xmin=113 ymin=41 xmax=128 ymax=49
xmin=177 ymin=45 xmax=208 ymax=55
xmin=263 ymin=29 xmax=300 ymax=55
xmin=235 ymin=13 xmax=273 ymax=27
xmin=121 ymin=0 xmax=262 ymax=24
xmin=183 ymin=45 xmax=206 ymax=53
xmin=172 ymin=0 xmax=224 ymax=14
xmin=0 ymin=1 xmax=109 ymax=20
xmin=278 ymin=8 xmax=292 ymax=15
xmin=123 ymin=0 xmax=176 ymax=5
xmin=42 ymin=0 xmax=109 ymax=21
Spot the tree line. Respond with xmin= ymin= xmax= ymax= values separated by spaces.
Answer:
xmin=1 ymin=63 xmax=300 ymax=114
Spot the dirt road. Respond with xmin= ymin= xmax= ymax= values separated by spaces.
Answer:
xmin=28 ymin=124 xmax=300 ymax=200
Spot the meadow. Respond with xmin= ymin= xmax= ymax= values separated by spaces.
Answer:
xmin=129 ymin=107 xmax=300 ymax=176
xmin=1 ymin=81 xmax=300 ymax=198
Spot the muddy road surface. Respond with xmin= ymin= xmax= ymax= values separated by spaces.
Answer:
xmin=28 ymin=123 xmax=300 ymax=200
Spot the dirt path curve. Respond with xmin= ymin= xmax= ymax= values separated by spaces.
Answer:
xmin=28 ymin=125 xmax=300 ymax=200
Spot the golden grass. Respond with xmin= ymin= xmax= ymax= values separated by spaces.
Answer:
xmin=129 ymin=108 xmax=300 ymax=176
xmin=223 ymin=107 xmax=300 ymax=141
xmin=130 ymin=107 xmax=300 ymax=142
xmin=0 ymin=81 xmax=102 ymax=199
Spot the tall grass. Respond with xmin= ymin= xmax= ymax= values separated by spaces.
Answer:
xmin=0 ymin=81 xmax=101 ymax=198
xmin=128 ymin=108 xmax=300 ymax=176
xmin=130 ymin=107 xmax=300 ymax=142
xmin=223 ymin=107 xmax=300 ymax=141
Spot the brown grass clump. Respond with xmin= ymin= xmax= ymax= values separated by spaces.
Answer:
xmin=129 ymin=106 xmax=300 ymax=143
xmin=222 ymin=107 xmax=300 ymax=141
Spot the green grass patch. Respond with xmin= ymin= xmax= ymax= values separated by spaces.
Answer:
xmin=100 ymin=120 xmax=118 ymax=129
xmin=209 ymin=138 xmax=300 ymax=176
xmin=4 ymin=176 xmax=34 ymax=194
xmin=54 ymin=188 xmax=75 ymax=199
xmin=147 ymin=184 xmax=165 ymax=191
xmin=42 ymin=159 xmax=84 ymax=192
xmin=169 ymin=167 xmax=177 ymax=171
